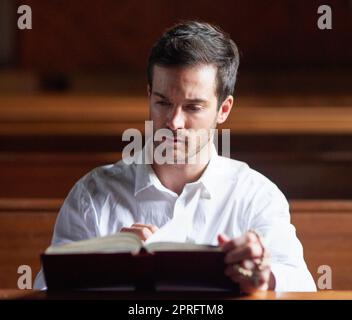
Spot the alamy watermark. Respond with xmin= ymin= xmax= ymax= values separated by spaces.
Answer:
xmin=17 ymin=5 xmax=32 ymax=29
xmin=16 ymin=263 xmax=333 ymax=290
xmin=16 ymin=4 xmax=332 ymax=31
xmin=121 ymin=121 xmax=230 ymax=165
xmin=17 ymin=265 xmax=32 ymax=289
xmin=317 ymin=264 xmax=332 ymax=289
xmin=317 ymin=5 xmax=332 ymax=30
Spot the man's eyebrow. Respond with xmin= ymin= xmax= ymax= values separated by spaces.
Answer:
xmin=153 ymin=91 xmax=208 ymax=104
xmin=184 ymin=98 xmax=209 ymax=104
xmin=152 ymin=92 xmax=170 ymax=100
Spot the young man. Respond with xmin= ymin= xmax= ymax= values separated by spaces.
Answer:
xmin=34 ymin=21 xmax=316 ymax=292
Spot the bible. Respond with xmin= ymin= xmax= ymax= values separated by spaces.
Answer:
xmin=41 ymin=232 xmax=239 ymax=292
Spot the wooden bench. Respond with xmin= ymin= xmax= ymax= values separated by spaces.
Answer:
xmin=1 ymin=149 xmax=351 ymax=199
xmin=0 ymin=199 xmax=351 ymax=290
xmin=290 ymin=201 xmax=352 ymax=291
xmin=0 ymin=199 xmax=59 ymax=289
xmin=0 ymin=152 xmax=122 ymax=198
xmin=1 ymin=94 xmax=352 ymax=199
xmin=1 ymin=95 xmax=352 ymax=135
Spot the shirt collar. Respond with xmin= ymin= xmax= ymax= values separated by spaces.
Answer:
xmin=134 ymin=138 xmax=155 ymax=196
xmin=196 ymin=144 xmax=221 ymax=199
xmin=134 ymin=138 xmax=171 ymax=196
xmin=134 ymin=140 xmax=222 ymax=199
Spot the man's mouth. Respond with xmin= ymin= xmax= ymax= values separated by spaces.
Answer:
xmin=162 ymin=136 xmax=184 ymax=143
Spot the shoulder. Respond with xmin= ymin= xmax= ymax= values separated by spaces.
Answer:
xmin=216 ymin=155 xmax=288 ymax=203
xmin=72 ymin=158 xmax=137 ymax=194
xmin=216 ymin=155 xmax=274 ymax=185
xmin=217 ymin=157 xmax=290 ymax=229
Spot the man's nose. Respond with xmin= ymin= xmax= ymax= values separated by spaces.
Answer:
xmin=166 ymin=106 xmax=185 ymax=130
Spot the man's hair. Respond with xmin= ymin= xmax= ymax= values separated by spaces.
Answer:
xmin=147 ymin=21 xmax=240 ymax=107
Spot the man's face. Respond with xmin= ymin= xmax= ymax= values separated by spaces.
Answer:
xmin=149 ymin=64 xmax=227 ymax=163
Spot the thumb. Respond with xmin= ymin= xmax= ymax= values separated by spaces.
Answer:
xmin=218 ymin=233 xmax=230 ymax=246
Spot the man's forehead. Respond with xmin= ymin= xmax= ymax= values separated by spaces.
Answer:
xmin=152 ymin=64 xmax=217 ymax=96
xmin=153 ymin=64 xmax=217 ymax=79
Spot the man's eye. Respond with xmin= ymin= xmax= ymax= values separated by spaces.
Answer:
xmin=186 ymin=105 xmax=201 ymax=112
xmin=156 ymin=101 xmax=171 ymax=107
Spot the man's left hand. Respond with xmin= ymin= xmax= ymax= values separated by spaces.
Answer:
xmin=218 ymin=231 xmax=275 ymax=293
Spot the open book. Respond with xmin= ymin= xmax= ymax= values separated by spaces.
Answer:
xmin=41 ymin=233 xmax=239 ymax=292
xmin=44 ymin=232 xmax=220 ymax=255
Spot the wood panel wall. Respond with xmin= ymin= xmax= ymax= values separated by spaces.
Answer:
xmin=15 ymin=0 xmax=352 ymax=73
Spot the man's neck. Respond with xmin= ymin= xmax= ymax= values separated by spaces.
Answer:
xmin=152 ymin=161 xmax=209 ymax=195
xmin=151 ymin=145 xmax=213 ymax=195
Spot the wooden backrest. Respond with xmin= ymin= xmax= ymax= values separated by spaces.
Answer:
xmin=2 ymin=96 xmax=352 ymax=198
xmin=291 ymin=201 xmax=352 ymax=290
xmin=0 ymin=199 xmax=59 ymax=289
xmin=1 ymin=150 xmax=352 ymax=199
xmin=0 ymin=152 xmax=122 ymax=198
xmin=0 ymin=199 xmax=351 ymax=289
xmin=1 ymin=95 xmax=352 ymax=135
xmin=2 ymin=96 xmax=352 ymax=199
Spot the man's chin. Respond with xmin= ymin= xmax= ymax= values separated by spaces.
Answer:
xmin=152 ymin=148 xmax=188 ymax=165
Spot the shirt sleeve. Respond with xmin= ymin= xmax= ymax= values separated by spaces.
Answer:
xmin=33 ymin=178 xmax=98 ymax=290
xmin=245 ymin=180 xmax=317 ymax=292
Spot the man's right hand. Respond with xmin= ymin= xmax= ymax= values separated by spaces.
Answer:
xmin=120 ymin=223 xmax=159 ymax=241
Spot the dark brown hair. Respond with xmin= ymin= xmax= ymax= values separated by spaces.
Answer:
xmin=147 ymin=21 xmax=240 ymax=106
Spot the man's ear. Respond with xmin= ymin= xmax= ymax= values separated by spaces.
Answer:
xmin=147 ymin=85 xmax=151 ymax=97
xmin=217 ymin=95 xmax=234 ymax=124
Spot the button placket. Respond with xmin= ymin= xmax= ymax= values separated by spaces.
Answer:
xmin=187 ymin=198 xmax=208 ymax=243
xmin=183 ymin=186 xmax=204 ymax=241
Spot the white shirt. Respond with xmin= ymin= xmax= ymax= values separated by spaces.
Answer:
xmin=34 ymin=144 xmax=316 ymax=292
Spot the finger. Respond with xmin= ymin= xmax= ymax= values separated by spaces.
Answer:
xmin=132 ymin=227 xmax=152 ymax=241
xmin=224 ymin=242 xmax=263 ymax=264
xmin=240 ymin=268 xmax=271 ymax=293
xmin=224 ymin=259 xmax=255 ymax=277
xmin=221 ymin=232 xmax=256 ymax=252
xmin=131 ymin=223 xmax=159 ymax=234
xmin=217 ymin=234 xmax=230 ymax=246
xmin=120 ymin=227 xmax=153 ymax=241
xmin=225 ymin=266 xmax=271 ymax=293
xmin=225 ymin=262 xmax=270 ymax=278
xmin=253 ymin=256 xmax=271 ymax=270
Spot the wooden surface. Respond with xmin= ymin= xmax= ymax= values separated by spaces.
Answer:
xmin=0 ymin=199 xmax=352 ymax=290
xmin=0 ymin=199 xmax=59 ymax=289
xmin=2 ymin=95 xmax=352 ymax=199
xmin=290 ymin=201 xmax=352 ymax=290
xmin=1 ymin=150 xmax=352 ymax=199
xmin=0 ymin=152 xmax=122 ymax=198
xmin=0 ymin=289 xmax=352 ymax=300
xmin=1 ymin=95 xmax=352 ymax=135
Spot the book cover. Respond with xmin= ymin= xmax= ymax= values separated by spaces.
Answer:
xmin=41 ymin=233 xmax=239 ymax=292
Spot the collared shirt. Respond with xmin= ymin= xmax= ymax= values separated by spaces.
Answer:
xmin=34 ymin=144 xmax=316 ymax=292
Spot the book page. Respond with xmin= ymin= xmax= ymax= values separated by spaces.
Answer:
xmin=144 ymin=188 xmax=205 ymax=245
xmin=45 ymin=232 xmax=142 ymax=254
xmin=144 ymin=212 xmax=191 ymax=245
xmin=145 ymin=241 xmax=221 ymax=252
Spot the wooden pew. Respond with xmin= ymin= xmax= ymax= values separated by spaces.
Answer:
xmin=0 ymin=199 xmax=351 ymax=290
xmin=0 ymin=149 xmax=351 ymax=199
xmin=1 ymin=94 xmax=352 ymax=198
xmin=0 ymin=199 xmax=59 ymax=289
xmin=1 ymin=95 xmax=352 ymax=135
xmin=0 ymin=152 xmax=122 ymax=198
xmin=291 ymin=201 xmax=352 ymax=291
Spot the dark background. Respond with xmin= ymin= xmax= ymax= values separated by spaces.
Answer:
xmin=1 ymin=0 xmax=351 ymax=94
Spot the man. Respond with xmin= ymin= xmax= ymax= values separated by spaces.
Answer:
xmin=34 ymin=21 xmax=316 ymax=292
